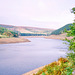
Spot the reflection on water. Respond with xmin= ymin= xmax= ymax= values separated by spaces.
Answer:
xmin=0 ymin=38 xmax=68 ymax=75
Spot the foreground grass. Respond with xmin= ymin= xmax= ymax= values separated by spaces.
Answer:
xmin=33 ymin=58 xmax=75 ymax=75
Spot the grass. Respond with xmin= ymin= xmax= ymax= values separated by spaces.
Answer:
xmin=33 ymin=58 xmax=75 ymax=75
xmin=0 ymin=35 xmax=9 ymax=38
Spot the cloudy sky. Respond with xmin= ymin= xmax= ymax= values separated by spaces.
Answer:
xmin=0 ymin=0 xmax=75 ymax=29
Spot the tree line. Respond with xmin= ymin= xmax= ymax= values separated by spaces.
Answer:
xmin=20 ymin=33 xmax=46 ymax=36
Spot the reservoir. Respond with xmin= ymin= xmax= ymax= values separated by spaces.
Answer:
xmin=0 ymin=38 xmax=68 ymax=75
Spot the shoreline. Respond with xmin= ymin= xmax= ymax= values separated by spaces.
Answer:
xmin=45 ymin=34 xmax=73 ymax=40
xmin=20 ymin=34 xmax=73 ymax=40
xmin=22 ymin=58 xmax=75 ymax=75
xmin=0 ymin=34 xmax=73 ymax=44
xmin=22 ymin=66 xmax=44 ymax=75
xmin=0 ymin=37 xmax=30 ymax=44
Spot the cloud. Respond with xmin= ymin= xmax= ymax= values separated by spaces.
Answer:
xmin=0 ymin=0 xmax=75 ymax=29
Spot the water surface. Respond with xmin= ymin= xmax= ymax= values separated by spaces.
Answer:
xmin=0 ymin=38 xmax=68 ymax=75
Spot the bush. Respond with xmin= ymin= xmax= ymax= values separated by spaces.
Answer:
xmin=33 ymin=58 xmax=73 ymax=75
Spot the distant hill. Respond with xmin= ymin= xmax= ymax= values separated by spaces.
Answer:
xmin=0 ymin=24 xmax=55 ymax=36
xmin=51 ymin=23 xmax=72 ymax=35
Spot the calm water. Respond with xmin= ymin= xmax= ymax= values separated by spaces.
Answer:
xmin=0 ymin=38 xmax=68 ymax=75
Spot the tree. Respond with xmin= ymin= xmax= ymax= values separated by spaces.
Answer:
xmin=71 ymin=7 xmax=75 ymax=22
xmin=66 ymin=7 xmax=75 ymax=65
xmin=3 ymin=32 xmax=13 ymax=37
xmin=71 ymin=7 xmax=75 ymax=14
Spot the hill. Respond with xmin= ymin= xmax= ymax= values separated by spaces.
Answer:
xmin=51 ymin=23 xmax=72 ymax=35
xmin=0 ymin=27 xmax=18 ymax=38
xmin=0 ymin=24 xmax=55 ymax=36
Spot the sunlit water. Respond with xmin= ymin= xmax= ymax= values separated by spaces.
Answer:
xmin=0 ymin=38 xmax=68 ymax=75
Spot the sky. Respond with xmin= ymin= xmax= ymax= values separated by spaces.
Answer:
xmin=0 ymin=0 xmax=75 ymax=29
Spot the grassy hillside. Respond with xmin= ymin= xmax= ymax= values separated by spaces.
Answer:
xmin=51 ymin=23 xmax=72 ymax=35
xmin=23 ymin=26 xmax=54 ymax=34
xmin=0 ymin=27 xmax=18 ymax=38
xmin=0 ymin=24 xmax=55 ymax=36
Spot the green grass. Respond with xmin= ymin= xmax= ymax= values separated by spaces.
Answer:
xmin=0 ymin=35 xmax=9 ymax=38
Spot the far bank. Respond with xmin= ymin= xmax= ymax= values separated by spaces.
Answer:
xmin=0 ymin=33 xmax=73 ymax=44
